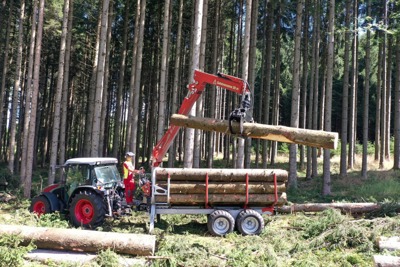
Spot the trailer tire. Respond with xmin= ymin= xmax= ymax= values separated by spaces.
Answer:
xmin=207 ymin=210 xmax=234 ymax=236
xmin=69 ymin=191 xmax=106 ymax=229
xmin=236 ymin=209 xmax=264 ymax=235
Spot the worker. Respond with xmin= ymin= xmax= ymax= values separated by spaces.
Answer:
xmin=123 ymin=152 xmax=143 ymax=206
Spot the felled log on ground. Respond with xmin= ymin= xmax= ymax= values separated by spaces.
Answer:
xmin=157 ymin=182 xmax=287 ymax=194
xmin=0 ymin=224 xmax=155 ymax=256
xmin=170 ymin=114 xmax=338 ymax=149
xmin=155 ymin=168 xmax=288 ymax=182
xmin=155 ymin=192 xmax=287 ymax=206
xmin=276 ymin=203 xmax=382 ymax=214
xmin=377 ymin=236 xmax=400 ymax=251
xmin=373 ymin=255 xmax=400 ymax=267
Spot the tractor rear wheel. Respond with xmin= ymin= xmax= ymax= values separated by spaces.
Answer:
xmin=236 ymin=209 xmax=264 ymax=235
xmin=30 ymin=196 xmax=51 ymax=216
xmin=207 ymin=210 xmax=234 ymax=236
xmin=69 ymin=191 xmax=106 ymax=229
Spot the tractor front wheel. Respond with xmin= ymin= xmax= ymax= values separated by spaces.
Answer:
xmin=69 ymin=191 xmax=106 ymax=229
xmin=30 ymin=196 xmax=51 ymax=216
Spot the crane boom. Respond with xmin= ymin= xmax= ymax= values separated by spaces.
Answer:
xmin=151 ymin=69 xmax=252 ymax=167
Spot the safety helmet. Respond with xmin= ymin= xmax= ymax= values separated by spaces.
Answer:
xmin=125 ymin=152 xmax=135 ymax=157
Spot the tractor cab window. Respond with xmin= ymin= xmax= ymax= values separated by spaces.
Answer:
xmin=94 ymin=165 xmax=121 ymax=186
xmin=66 ymin=164 xmax=91 ymax=186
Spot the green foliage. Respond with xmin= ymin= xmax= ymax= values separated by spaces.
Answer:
xmin=0 ymin=234 xmax=35 ymax=267
xmin=94 ymin=249 xmax=120 ymax=267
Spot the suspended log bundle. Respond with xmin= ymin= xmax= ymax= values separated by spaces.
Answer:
xmin=0 ymin=224 xmax=155 ymax=256
xmin=154 ymin=168 xmax=288 ymax=207
xmin=170 ymin=114 xmax=339 ymax=149
xmin=155 ymin=192 xmax=287 ymax=206
xmin=155 ymin=168 xmax=288 ymax=182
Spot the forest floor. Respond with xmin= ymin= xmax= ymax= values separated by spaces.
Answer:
xmin=0 ymin=154 xmax=399 ymax=266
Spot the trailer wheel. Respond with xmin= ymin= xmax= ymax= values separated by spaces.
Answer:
xmin=207 ymin=210 xmax=234 ymax=236
xmin=236 ymin=209 xmax=264 ymax=235
xmin=69 ymin=191 xmax=106 ymax=229
xmin=30 ymin=196 xmax=51 ymax=216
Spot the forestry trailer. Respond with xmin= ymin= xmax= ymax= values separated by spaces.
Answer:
xmin=30 ymin=70 xmax=288 ymax=236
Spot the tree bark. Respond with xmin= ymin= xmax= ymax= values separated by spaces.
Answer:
xmin=155 ymin=167 xmax=288 ymax=182
xmin=49 ymin=0 xmax=71 ymax=183
xmin=156 ymin=181 xmax=287 ymax=194
xmin=184 ymin=0 xmax=203 ymax=168
xmin=288 ymin=0 xmax=304 ymax=189
xmin=170 ymin=114 xmax=338 ymax=149
xmin=277 ymin=202 xmax=382 ymax=214
xmin=156 ymin=192 xmax=287 ymax=206
xmin=394 ymin=35 xmax=400 ymax=169
xmin=373 ymin=255 xmax=400 ymax=267
xmin=8 ymin=0 xmax=24 ymax=174
xmin=362 ymin=0 xmax=371 ymax=176
xmin=323 ymin=0 xmax=335 ymax=196
xmin=340 ymin=0 xmax=351 ymax=177
xmin=0 ymin=224 xmax=155 ymax=256
xmin=377 ymin=236 xmax=400 ymax=251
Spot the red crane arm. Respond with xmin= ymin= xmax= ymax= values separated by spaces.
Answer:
xmin=151 ymin=69 xmax=250 ymax=167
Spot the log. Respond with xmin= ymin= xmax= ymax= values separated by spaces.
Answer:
xmin=155 ymin=168 xmax=288 ymax=182
xmin=155 ymin=192 xmax=287 ymax=206
xmin=171 ymin=114 xmax=338 ymax=149
xmin=156 ymin=182 xmax=287 ymax=194
xmin=276 ymin=203 xmax=382 ymax=214
xmin=377 ymin=236 xmax=400 ymax=251
xmin=373 ymin=255 xmax=400 ymax=267
xmin=0 ymin=224 xmax=155 ymax=256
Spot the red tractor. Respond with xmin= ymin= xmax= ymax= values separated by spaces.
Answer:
xmin=30 ymin=158 xmax=128 ymax=228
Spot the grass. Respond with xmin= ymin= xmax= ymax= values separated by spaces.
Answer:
xmin=0 ymin=154 xmax=399 ymax=266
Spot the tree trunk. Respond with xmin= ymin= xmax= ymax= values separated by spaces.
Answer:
xmin=130 ymin=0 xmax=146 ymax=157
xmin=25 ymin=0 xmax=45 ymax=198
xmin=340 ymin=0 xmax=351 ymax=178
xmin=323 ymin=0 xmax=335 ymax=196
xmin=49 ymin=0 xmax=71 ymax=183
xmin=155 ymin=167 xmax=288 ymax=182
xmin=8 ymin=0 xmax=24 ymax=174
xmin=262 ymin=0 xmax=274 ymax=168
xmin=394 ymin=36 xmax=400 ymax=169
xmin=373 ymin=255 xmax=400 ymax=267
xmin=377 ymin=236 xmax=400 ymax=251
xmin=112 ymin=0 xmax=129 ymax=158
xmin=59 ymin=0 xmax=74 ymax=165
xmin=288 ymin=0 xmax=304 ymax=189
xmin=362 ymin=0 xmax=371 ymax=177
xmin=184 ymin=0 xmax=203 ymax=168
xmin=20 ymin=0 xmax=37 ymax=183
xmin=157 ymin=0 xmax=171 ymax=144
xmin=157 ymin=182 xmax=287 ymax=194
xmin=170 ymin=114 xmax=338 ymax=149
xmin=237 ymin=0 xmax=251 ymax=169
xmin=91 ymin=0 xmax=109 ymax=157
xmin=168 ymin=0 xmax=184 ymax=167
xmin=156 ymin=193 xmax=287 ymax=206
xmin=277 ymin=202 xmax=382 ymax=214
xmin=0 ymin=224 xmax=155 ymax=256
xmin=0 ymin=0 xmax=13 ymax=158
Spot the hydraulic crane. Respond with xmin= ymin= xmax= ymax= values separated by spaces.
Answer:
xmin=151 ymin=69 xmax=253 ymax=167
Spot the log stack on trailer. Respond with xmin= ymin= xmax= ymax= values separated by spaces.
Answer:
xmin=148 ymin=167 xmax=288 ymax=236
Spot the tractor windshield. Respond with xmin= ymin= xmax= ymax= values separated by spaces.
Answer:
xmin=94 ymin=165 xmax=121 ymax=185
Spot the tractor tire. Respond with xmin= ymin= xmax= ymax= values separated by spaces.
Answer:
xmin=207 ymin=210 xmax=235 ymax=236
xmin=30 ymin=195 xmax=51 ymax=216
xmin=69 ymin=191 xmax=107 ymax=229
xmin=236 ymin=209 xmax=264 ymax=235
